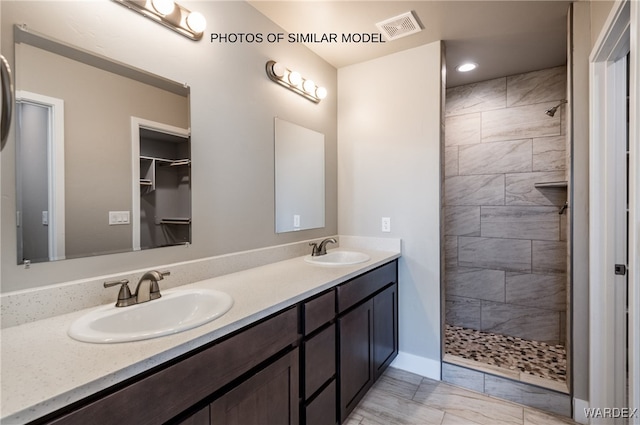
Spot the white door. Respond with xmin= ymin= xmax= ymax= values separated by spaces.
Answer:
xmin=15 ymin=91 xmax=65 ymax=263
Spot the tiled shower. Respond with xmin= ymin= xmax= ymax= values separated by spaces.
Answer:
xmin=442 ymin=66 xmax=572 ymax=416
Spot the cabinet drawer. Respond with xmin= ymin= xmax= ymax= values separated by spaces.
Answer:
xmin=337 ymin=261 xmax=397 ymax=313
xmin=304 ymin=380 xmax=337 ymax=425
xmin=48 ymin=307 xmax=299 ymax=425
xmin=304 ymin=323 xmax=336 ymax=399
xmin=303 ymin=290 xmax=335 ymax=335
xmin=210 ymin=348 xmax=299 ymax=425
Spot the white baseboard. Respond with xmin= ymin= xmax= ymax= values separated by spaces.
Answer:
xmin=391 ymin=351 xmax=441 ymax=380
xmin=574 ymin=398 xmax=590 ymax=424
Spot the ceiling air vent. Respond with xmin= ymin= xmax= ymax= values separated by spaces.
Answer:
xmin=375 ymin=11 xmax=422 ymax=41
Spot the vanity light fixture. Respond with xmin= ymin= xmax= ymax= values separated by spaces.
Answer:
xmin=113 ymin=0 xmax=206 ymax=41
xmin=266 ymin=60 xmax=327 ymax=103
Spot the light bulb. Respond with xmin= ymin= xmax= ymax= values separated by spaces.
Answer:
xmin=271 ymin=62 xmax=286 ymax=78
xmin=186 ymin=11 xmax=207 ymax=33
xmin=151 ymin=0 xmax=175 ymax=15
xmin=456 ymin=62 xmax=478 ymax=73
xmin=288 ymin=71 xmax=302 ymax=86
xmin=315 ymin=86 xmax=327 ymax=100
xmin=303 ymin=79 xmax=315 ymax=94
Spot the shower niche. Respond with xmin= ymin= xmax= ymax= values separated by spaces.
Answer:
xmin=138 ymin=127 xmax=191 ymax=250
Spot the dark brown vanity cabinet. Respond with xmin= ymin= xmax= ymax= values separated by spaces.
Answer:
xmin=43 ymin=307 xmax=299 ymax=425
xmin=35 ymin=259 xmax=398 ymax=425
xmin=337 ymin=261 xmax=398 ymax=423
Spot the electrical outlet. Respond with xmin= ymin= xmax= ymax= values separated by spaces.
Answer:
xmin=381 ymin=217 xmax=391 ymax=232
xmin=293 ymin=214 xmax=301 ymax=228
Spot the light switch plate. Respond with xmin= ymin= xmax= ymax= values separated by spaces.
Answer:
xmin=109 ymin=211 xmax=130 ymax=225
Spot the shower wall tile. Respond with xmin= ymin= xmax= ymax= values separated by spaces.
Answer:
xmin=505 ymin=171 xmax=566 ymax=206
xmin=560 ymin=211 xmax=568 ymax=242
xmin=506 ymin=66 xmax=567 ymax=107
xmin=459 ymin=139 xmax=532 ymax=175
xmin=445 ymin=175 xmax=505 ymax=206
xmin=445 ymin=113 xmax=481 ymax=146
xmin=458 ymin=237 xmax=531 ymax=272
xmin=561 ymin=100 xmax=568 ymax=138
xmin=560 ymin=312 xmax=567 ymax=346
xmin=481 ymin=103 xmax=561 ymax=143
xmin=445 ymin=147 xmax=459 ymax=176
xmin=445 ymin=236 xmax=458 ymax=269
xmin=446 ymin=296 xmax=481 ymax=329
xmin=445 ymin=206 xmax=481 ymax=236
xmin=441 ymin=363 xmax=485 ymax=393
xmin=446 ymin=267 xmax=505 ymax=302
xmin=480 ymin=206 xmax=560 ymax=241
xmin=484 ymin=375 xmax=571 ymax=417
xmin=506 ymin=273 xmax=567 ymax=312
xmin=481 ymin=301 xmax=560 ymax=343
xmin=445 ymin=77 xmax=506 ymax=117
xmin=532 ymin=241 xmax=567 ymax=275
xmin=533 ymin=135 xmax=566 ymax=172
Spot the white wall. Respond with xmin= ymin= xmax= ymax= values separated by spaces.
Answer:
xmin=570 ymin=1 xmax=591 ymax=407
xmin=338 ymin=41 xmax=444 ymax=377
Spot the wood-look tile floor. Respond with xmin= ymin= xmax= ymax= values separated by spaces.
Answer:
xmin=345 ymin=367 xmax=578 ymax=425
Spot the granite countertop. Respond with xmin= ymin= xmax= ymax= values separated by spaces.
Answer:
xmin=0 ymin=248 xmax=400 ymax=424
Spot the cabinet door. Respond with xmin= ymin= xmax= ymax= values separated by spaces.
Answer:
xmin=210 ymin=349 xmax=299 ymax=425
xmin=338 ymin=299 xmax=373 ymax=422
xmin=373 ymin=283 xmax=398 ymax=379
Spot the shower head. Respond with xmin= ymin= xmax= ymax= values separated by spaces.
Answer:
xmin=545 ymin=99 xmax=568 ymax=117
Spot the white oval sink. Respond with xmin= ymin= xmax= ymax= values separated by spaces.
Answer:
xmin=68 ymin=289 xmax=233 ymax=343
xmin=304 ymin=250 xmax=371 ymax=266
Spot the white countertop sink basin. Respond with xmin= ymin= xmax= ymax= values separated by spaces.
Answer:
xmin=304 ymin=250 xmax=371 ymax=266
xmin=68 ymin=289 xmax=234 ymax=343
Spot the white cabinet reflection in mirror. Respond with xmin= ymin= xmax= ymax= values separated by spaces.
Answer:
xmin=274 ymin=118 xmax=325 ymax=233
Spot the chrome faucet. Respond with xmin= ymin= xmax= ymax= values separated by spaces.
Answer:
xmin=135 ymin=270 xmax=170 ymax=303
xmin=309 ymin=238 xmax=337 ymax=256
xmin=103 ymin=270 xmax=170 ymax=307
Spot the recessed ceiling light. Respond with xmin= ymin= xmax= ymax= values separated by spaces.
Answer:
xmin=456 ymin=62 xmax=478 ymax=73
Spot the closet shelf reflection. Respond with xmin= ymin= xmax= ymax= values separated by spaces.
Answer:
xmin=158 ymin=218 xmax=191 ymax=225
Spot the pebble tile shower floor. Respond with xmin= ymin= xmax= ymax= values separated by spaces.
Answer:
xmin=445 ymin=324 xmax=567 ymax=383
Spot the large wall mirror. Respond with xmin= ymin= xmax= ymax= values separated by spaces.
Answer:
xmin=13 ymin=25 xmax=191 ymax=265
xmin=274 ymin=118 xmax=325 ymax=233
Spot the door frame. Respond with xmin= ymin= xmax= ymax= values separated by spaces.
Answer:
xmin=589 ymin=0 xmax=639 ymax=421
xmin=15 ymin=90 xmax=65 ymax=262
